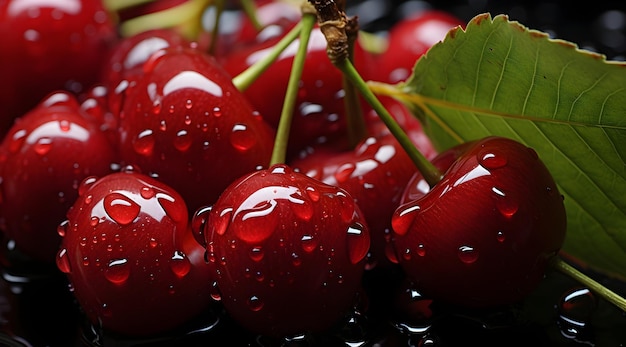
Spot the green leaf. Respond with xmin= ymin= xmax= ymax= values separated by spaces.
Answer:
xmin=399 ymin=13 xmax=626 ymax=279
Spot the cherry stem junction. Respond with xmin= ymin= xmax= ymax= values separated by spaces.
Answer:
xmin=269 ymin=4 xmax=317 ymax=166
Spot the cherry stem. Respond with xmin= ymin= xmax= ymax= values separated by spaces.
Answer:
xmin=231 ymin=21 xmax=303 ymax=92
xmin=551 ymin=256 xmax=626 ymax=312
xmin=119 ymin=0 xmax=211 ymax=39
xmin=308 ymin=0 xmax=441 ymax=186
xmin=269 ymin=6 xmax=317 ymax=166
xmin=338 ymin=59 xmax=443 ymax=186
xmin=342 ymin=16 xmax=368 ymax=148
xmin=103 ymin=0 xmax=154 ymax=13
xmin=238 ymin=0 xmax=263 ymax=31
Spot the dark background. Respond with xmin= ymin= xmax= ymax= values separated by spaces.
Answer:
xmin=347 ymin=0 xmax=626 ymax=60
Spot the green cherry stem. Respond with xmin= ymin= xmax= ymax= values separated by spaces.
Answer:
xmin=231 ymin=21 xmax=303 ymax=92
xmin=551 ymin=257 xmax=626 ymax=312
xmin=119 ymin=0 xmax=211 ymax=39
xmin=238 ymin=0 xmax=263 ymax=32
xmin=337 ymin=59 xmax=443 ymax=187
xmin=103 ymin=0 xmax=154 ymax=13
xmin=269 ymin=7 xmax=317 ymax=166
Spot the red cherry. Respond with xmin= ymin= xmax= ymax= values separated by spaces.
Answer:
xmin=56 ymin=170 xmax=214 ymax=336
xmin=220 ymin=27 xmax=375 ymax=158
xmin=375 ymin=10 xmax=463 ymax=83
xmin=101 ymin=28 xmax=192 ymax=99
xmin=193 ymin=164 xmax=370 ymax=337
xmin=291 ymin=134 xmax=420 ymax=269
xmin=389 ymin=136 xmax=567 ymax=308
xmin=0 ymin=91 xmax=117 ymax=264
xmin=116 ymin=46 xmax=276 ymax=213
xmin=0 ymin=0 xmax=118 ymax=131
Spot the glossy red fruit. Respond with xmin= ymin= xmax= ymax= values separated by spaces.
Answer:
xmin=220 ymin=27 xmax=374 ymax=158
xmin=375 ymin=10 xmax=463 ymax=83
xmin=101 ymin=28 xmax=191 ymax=99
xmin=388 ymin=136 xmax=567 ymax=308
xmin=56 ymin=169 xmax=214 ymax=336
xmin=0 ymin=91 xmax=117 ymax=264
xmin=0 ymin=0 xmax=118 ymax=132
xmin=116 ymin=46 xmax=275 ymax=213
xmin=291 ymin=136 xmax=419 ymax=269
xmin=193 ymin=164 xmax=370 ymax=337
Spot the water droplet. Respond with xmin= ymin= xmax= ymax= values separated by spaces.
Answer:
xmin=335 ymin=163 xmax=356 ymax=183
xmin=57 ymin=220 xmax=69 ymax=237
xmin=230 ymin=124 xmax=256 ymax=151
xmin=185 ymin=99 xmax=193 ymax=109
xmin=90 ymin=216 xmax=99 ymax=227
xmin=247 ymin=295 xmax=264 ymax=312
xmin=478 ymin=150 xmax=507 ymax=169
xmin=133 ymin=129 xmax=155 ymax=156
xmin=191 ymin=205 xmax=212 ymax=247
xmin=34 ymin=137 xmax=53 ymax=155
xmin=496 ymin=231 xmax=506 ymax=242
xmin=170 ymin=251 xmax=191 ymax=278
xmin=492 ymin=187 xmax=519 ymax=218
xmin=457 ymin=245 xmax=479 ymax=264
xmin=557 ymin=287 xmax=597 ymax=343
xmin=210 ymin=281 xmax=222 ymax=301
xmin=56 ymin=248 xmax=71 ymax=273
xmin=249 ymin=246 xmax=264 ymax=262
xmin=291 ymin=252 xmax=302 ymax=266
xmin=306 ymin=186 xmax=320 ymax=202
xmin=156 ymin=192 xmax=186 ymax=223
xmin=416 ymin=244 xmax=426 ymax=257
xmin=174 ymin=129 xmax=192 ymax=152
xmin=301 ymin=234 xmax=317 ymax=253
xmin=104 ymin=192 xmax=140 ymax=225
xmin=212 ymin=106 xmax=222 ymax=117
xmin=215 ymin=207 xmax=232 ymax=236
xmin=105 ymin=258 xmax=130 ymax=284
xmin=391 ymin=204 xmax=420 ymax=236
xmin=140 ymin=186 xmax=155 ymax=199
xmin=346 ymin=222 xmax=369 ymax=264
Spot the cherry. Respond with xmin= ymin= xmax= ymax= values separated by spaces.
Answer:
xmin=56 ymin=169 xmax=215 ymax=336
xmin=101 ymin=28 xmax=192 ymax=101
xmin=0 ymin=91 xmax=117 ymax=265
xmin=115 ymin=45 xmax=276 ymax=213
xmin=0 ymin=0 xmax=118 ymax=133
xmin=389 ymin=136 xmax=567 ymax=308
xmin=374 ymin=10 xmax=463 ymax=83
xmin=220 ymin=27 xmax=374 ymax=158
xmin=193 ymin=164 xmax=370 ymax=338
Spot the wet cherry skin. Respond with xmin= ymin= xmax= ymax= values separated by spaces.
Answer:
xmin=193 ymin=164 xmax=371 ymax=338
xmin=0 ymin=0 xmax=118 ymax=133
xmin=56 ymin=169 xmax=214 ymax=336
xmin=374 ymin=10 xmax=464 ymax=83
xmin=389 ymin=136 xmax=567 ymax=308
xmin=0 ymin=91 xmax=117 ymax=264
xmin=116 ymin=46 xmax=276 ymax=213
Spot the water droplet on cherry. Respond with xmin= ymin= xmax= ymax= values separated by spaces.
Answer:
xmin=133 ymin=129 xmax=155 ymax=156
xmin=56 ymin=248 xmax=71 ymax=273
xmin=457 ymin=245 xmax=479 ymax=264
xmin=105 ymin=258 xmax=130 ymax=285
xmin=249 ymin=246 xmax=264 ymax=262
xmin=170 ymin=250 xmax=191 ymax=278
xmin=173 ymin=129 xmax=192 ymax=152
xmin=230 ymin=124 xmax=256 ymax=152
xmin=478 ymin=150 xmax=507 ymax=169
xmin=104 ymin=192 xmax=140 ymax=225
xmin=301 ymin=234 xmax=317 ymax=253
xmin=346 ymin=222 xmax=369 ymax=264
xmin=247 ymin=295 xmax=264 ymax=312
